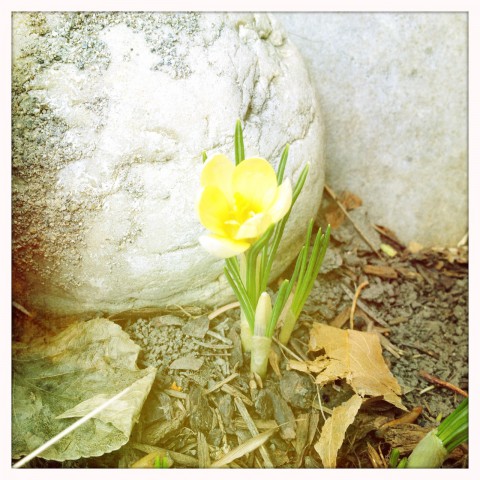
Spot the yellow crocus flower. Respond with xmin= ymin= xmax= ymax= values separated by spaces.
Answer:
xmin=196 ymin=154 xmax=292 ymax=258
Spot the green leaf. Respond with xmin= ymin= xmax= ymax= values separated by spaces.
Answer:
xmin=292 ymin=164 xmax=309 ymax=204
xmin=224 ymin=263 xmax=255 ymax=330
xmin=234 ymin=119 xmax=245 ymax=165
xmin=389 ymin=448 xmax=400 ymax=468
xmin=266 ymin=279 xmax=290 ymax=337
xmin=12 ymin=319 xmax=156 ymax=462
xmin=246 ymin=226 xmax=274 ymax=302
xmin=292 ymin=225 xmax=331 ymax=317
xmin=437 ymin=398 xmax=468 ymax=452
xmin=260 ymin=164 xmax=310 ymax=293
xmin=276 ymin=144 xmax=290 ymax=183
xmin=201 ymin=151 xmax=207 ymax=163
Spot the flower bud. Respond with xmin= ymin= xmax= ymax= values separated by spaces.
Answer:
xmin=254 ymin=292 xmax=272 ymax=337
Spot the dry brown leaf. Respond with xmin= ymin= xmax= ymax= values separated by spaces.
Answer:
xmin=314 ymin=393 xmax=363 ymax=468
xmin=340 ymin=191 xmax=363 ymax=210
xmin=306 ymin=323 xmax=405 ymax=410
xmin=325 ymin=205 xmax=346 ymax=229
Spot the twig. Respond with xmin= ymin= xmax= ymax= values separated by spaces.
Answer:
xmin=210 ymin=429 xmax=275 ymax=468
xmin=341 ymin=284 xmax=389 ymax=328
xmin=419 ymin=385 xmax=437 ymax=395
xmin=377 ymin=406 xmax=423 ymax=434
xmin=205 ymin=330 xmax=233 ymax=345
xmin=191 ymin=338 xmax=234 ymax=349
xmin=205 ymin=372 xmax=239 ymax=395
xmin=324 ymin=184 xmax=381 ymax=257
xmin=350 ymin=280 xmax=369 ymax=329
xmin=373 ymin=224 xmax=405 ymax=250
xmin=234 ymin=397 xmax=274 ymax=468
xmin=419 ymin=370 xmax=468 ymax=397
xmin=12 ymin=301 xmax=33 ymax=317
xmin=164 ymin=389 xmax=188 ymax=399
xmin=13 ymin=385 xmax=132 ymax=468
xmin=378 ymin=333 xmax=404 ymax=359
xmin=272 ymin=336 xmax=304 ymax=362
xmin=208 ymin=301 xmax=241 ymax=320
xmin=401 ymin=342 xmax=440 ymax=360
xmin=289 ymin=338 xmax=309 ymax=361
xmin=221 ymin=384 xmax=253 ymax=406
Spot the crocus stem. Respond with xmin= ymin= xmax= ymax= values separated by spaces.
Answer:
xmin=238 ymin=253 xmax=253 ymax=352
xmin=406 ymin=429 xmax=448 ymax=468
xmin=240 ymin=309 xmax=253 ymax=352
xmin=250 ymin=336 xmax=272 ymax=378
xmin=278 ymin=307 xmax=298 ymax=345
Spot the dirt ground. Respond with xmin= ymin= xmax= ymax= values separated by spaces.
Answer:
xmin=13 ymin=193 xmax=468 ymax=468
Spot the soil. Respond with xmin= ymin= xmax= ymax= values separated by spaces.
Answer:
xmin=13 ymin=196 xmax=468 ymax=469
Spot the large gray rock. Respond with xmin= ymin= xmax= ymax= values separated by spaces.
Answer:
xmin=12 ymin=13 xmax=324 ymax=316
xmin=276 ymin=13 xmax=467 ymax=247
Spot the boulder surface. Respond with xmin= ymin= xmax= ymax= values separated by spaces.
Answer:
xmin=277 ymin=13 xmax=467 ymax=247
xmin=12 ymin=12 xmax=325 ymax=315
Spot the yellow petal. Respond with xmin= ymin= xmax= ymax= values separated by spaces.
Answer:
xmin=267 ymin=178 xmax=292 ymax=223
xmin=196 ymin=186 xmax=230 ymax=236
xmin=235 ymin=212 xmax=272 ymax=240
xmin=199 ymin=234 xmax=251 ymax=258
xmin=201 ymin=154 xmax=235 ymax=200
xmin=232 ymin=157 xmax=278 ymax=211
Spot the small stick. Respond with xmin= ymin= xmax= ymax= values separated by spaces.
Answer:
xmin=206 ymin=330 xmax=233 ymax=345
xmin=419 ymin=385 xmax=437 ymax=395
xmin=419 ymin=370 xmax=468 ymax=397
xmin=12 ymin=301 xmax=33 ymax=317
xmin=341 ymin=284 xmax=389 ymax=328
xmin=402 ymin=342 xmax=440 ymax=359
xmin=208 ymin=301 xmax=240 ymax=320
xmin=324 ymin=184 xmax=381 ymax=257
xmin=191 ymin=339 xmax=234 ymax=349
xmin=234 ymin=397 xmax=274 ymax=468
xmin=205 ymin=372 xmax=239 ymax=395
xmin=350 ymin=281 xmax=369 ymax=329
xmin=272 ymin=336 xmax=304 ymax=362
xmin=378 ymin=406 xmax=423 ymax=432
xmin=221 ymin=384 xmax=253 ymax=406
xmin=164 ymin=389 xmax=188 ymax=399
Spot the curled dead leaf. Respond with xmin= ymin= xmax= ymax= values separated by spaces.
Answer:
xmin=314 ymin=394 xmax=363 ymax=468
xmin=292 ymin=323 xmax=405 ymax=411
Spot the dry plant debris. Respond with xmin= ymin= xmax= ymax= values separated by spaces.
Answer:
xmin=314 ymin=393 xmax=363 ymax=467
xmin=12 ymin=188 xmax=468 ymax=469
xmin=12 ymin=319 xmax=156 ymax=462
xmin=290 ymin=323 xmax=405 ymax=411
